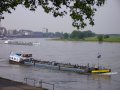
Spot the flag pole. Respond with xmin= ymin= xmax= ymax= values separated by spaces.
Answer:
xmin=97 ymin=52 xmax=101 ymax=69
xmin=98 ymin=55 xmax=99 ymax=69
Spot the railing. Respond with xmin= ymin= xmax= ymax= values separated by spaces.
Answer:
xmin=39 ymin=80 xmax=55 ymax=90
xmin=24 ymin=77 xmax=55 ymax=90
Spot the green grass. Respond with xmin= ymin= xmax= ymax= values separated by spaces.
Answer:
xmin=85 ymin=36 xmax=120 ymax=42
xmin=103 ymin=37 xmax=120 ymax=42
xmin=84 ymin=37 xmax=97 ymax=41
xmin=52 ymin=36 xmax=120 ymax=43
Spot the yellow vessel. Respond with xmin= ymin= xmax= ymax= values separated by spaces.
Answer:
xmin=91 ymin=69 xmax=111 ymax=73
xmin=91 ymin=53 xmax=111 ymax=73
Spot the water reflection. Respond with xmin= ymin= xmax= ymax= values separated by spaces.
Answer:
xmin=85 ymin=74 xmax=112 ymax=90
xmin=91 ymin=74 xmax=111 ymax=81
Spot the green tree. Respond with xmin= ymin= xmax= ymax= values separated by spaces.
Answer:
xmin=55 ymin=32 xmax=63 ymax=37
xmin=70 ymin=30 xmax=95 ymax=39
xmin=71 ymin=30 xmax=80 ymax=39
xmin=79 ymin=31 xmax=84 ymax=39
xmin=63 ymin=33 xmax=69 ymax=39
xmin=83 ymin=30 xmax=96 ymax=37
xmin=0 ymin=0 xmax=105 ymax=29
xmin=70 ymin=30 xmax=84 ymax=39
xmin=104 ymin=35 xmax=110 ymax=39
xmin=97 ymin=34 xmax=103 ymax=42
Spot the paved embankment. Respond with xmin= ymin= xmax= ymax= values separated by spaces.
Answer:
xmin=0 ymin=77 xmax=47 ymax=90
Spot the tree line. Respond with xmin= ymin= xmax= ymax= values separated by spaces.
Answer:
xmin=63 ymin=30 xmax=111 ymax=42
xmin=63 ymin=30 xmax=96 ymax=39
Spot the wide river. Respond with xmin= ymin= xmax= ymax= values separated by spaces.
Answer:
xmin=0 ymin=38 xmax=120 ymax=90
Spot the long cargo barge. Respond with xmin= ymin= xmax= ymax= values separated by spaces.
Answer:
xmin=9 ymin=52 xmax=111 ymax=74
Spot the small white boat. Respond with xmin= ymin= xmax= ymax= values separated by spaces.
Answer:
xmin=4 ymin=40 xmax=40 ymax=46
xmin=9 ymin=52 xmax=33 ymax=64
xmin=32 ymin=42 xmax=40 ymax=45
xmin=4 ymin=40 xmax=10 ymax=44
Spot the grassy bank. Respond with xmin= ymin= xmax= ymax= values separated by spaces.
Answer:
xmin=85 ymin=36 xmax=120 ymax=42
xmin=53 ymin=36 xmax=120 ymax=42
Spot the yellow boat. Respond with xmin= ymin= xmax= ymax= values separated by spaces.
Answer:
xmin=91 ymin=69 xmax=111 ymax=73
xmin=91 ymin=53 xmax=111 ymax=73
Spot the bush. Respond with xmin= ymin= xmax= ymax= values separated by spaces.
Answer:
xmin=97 ymin=35 xmax=103 ymax=42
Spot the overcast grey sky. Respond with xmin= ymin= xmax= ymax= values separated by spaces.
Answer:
xmin=1 ymin=0 xmax=120 ymax=34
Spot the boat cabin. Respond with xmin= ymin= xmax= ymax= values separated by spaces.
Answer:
xmin=9 ymin=52 xmax=33 ymax=64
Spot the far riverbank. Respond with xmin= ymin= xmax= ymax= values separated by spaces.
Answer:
xmin=52 ymin=36 xmax=120 ymax=43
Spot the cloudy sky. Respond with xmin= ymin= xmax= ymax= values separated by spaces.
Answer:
xmin=1 ymin=0 xmax=120 ymax=34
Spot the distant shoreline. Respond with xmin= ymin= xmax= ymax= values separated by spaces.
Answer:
xmin=52 ymin=36 xmax=120 ymax=43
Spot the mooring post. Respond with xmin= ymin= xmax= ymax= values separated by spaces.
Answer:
xmin=33 ymin=60 xmax=35 ymax=66
xmin=39 ymin=80 xmax=42 ymax=88
xmin=53 ymin=84 xmax=54 ymax=90
xmin=33 ymin=79 xmax=36 ymax=87
xmin=58 ymin=64 xmax=61 ymax=70
xmin=24 ymin=78 xmax=27 ymax=84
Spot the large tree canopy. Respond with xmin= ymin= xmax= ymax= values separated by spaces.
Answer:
xmin=0 ymin=0 xmax=105 ymax=29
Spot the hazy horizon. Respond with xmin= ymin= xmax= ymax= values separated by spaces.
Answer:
xmin=1 ymin=0 xmax=120 ymax=34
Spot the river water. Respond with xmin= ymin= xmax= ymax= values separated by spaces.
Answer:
xmin=0 ymin=38 xmax=120 ymax=90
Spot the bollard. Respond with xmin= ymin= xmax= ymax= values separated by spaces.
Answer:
xmin=39 ymin=80 xmax=42 ymax=88
xmin=53 ymin=84 xmax=54 ymax=90
xmin=33 ymin=60 xmax=35 ymax=66
xmin=58 ymin=64 xmax=61 ymax=70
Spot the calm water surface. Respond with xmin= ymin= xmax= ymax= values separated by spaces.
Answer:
xmin=0 ymin=38 xmax=120 ymax=90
